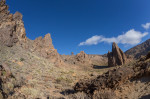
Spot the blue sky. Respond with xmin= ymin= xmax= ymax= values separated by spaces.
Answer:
xmin=6 ymin=0 xmax=150 ymax=55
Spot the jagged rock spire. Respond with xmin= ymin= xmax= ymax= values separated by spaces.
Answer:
xmin=108 ymin=42 xmax=127 ymax=66
xmin=0 ymin=0 xmax=26 ymax=47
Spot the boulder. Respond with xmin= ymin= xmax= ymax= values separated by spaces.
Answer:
xmin=107 ymin=42 xmax=127 ymax=66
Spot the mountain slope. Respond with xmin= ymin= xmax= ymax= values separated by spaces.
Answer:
xmin=125 ymin=39 xmax=150 ymax=58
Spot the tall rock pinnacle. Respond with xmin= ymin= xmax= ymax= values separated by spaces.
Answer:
xmin=107 ymin=42 xmax=127 ymax=66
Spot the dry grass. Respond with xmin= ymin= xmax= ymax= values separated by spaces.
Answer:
xmin=0 ymin=45 xmax=116 ymax=98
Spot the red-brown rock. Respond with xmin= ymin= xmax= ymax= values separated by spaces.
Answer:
xmin=0 ymin=0 xmax=26 ymax=47
xmin=107 ymin=42 xmax=127 ymax=66
xmin=75 ymin=51 xmax=91 ymax=64
xmin=32 ymin=33 xmax=63 ymax=65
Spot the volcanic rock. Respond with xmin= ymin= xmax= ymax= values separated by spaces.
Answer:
xmin=75 ymin=51 xmax=91 ymax=64
xmin=74 ymin=53 xmax=150 ymax=98
xmin=0 ymin=0 xmax=63 ymax=65
xmin=32 ymin=33 xmax=63 ymax=65
xmin=74 ymin=66 xmax=134 ymax=93
xmin=0 ymin=0 xmax=26 ymax=47
xmin=107 ymin=42 xmax=127 ymax=66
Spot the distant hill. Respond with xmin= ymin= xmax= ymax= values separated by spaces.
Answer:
xmin=125 ymin=39 xmax=150 ymax=58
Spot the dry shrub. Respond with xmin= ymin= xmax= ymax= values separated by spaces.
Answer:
xmin=93 ymin=90 xmax=117 ymax=99
xmin=67 ymin=92 xmax=90 ymax=99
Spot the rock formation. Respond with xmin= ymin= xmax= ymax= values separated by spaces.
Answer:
xmin=75 ymin=51 xmax=91 ymax=64
xmin=0 ymin=0 xmax=63 ymax=65
xmin=71 ymin=52 xmax=74 ymax=55
xmin=107 ymin=42 xmax=127 ymax=66
xmin=61 ymin=51 xmax=92 ymax=66
xmin=74 ymin=53 xmax=150 ymax=98
xmin=32 ymin=33 xmax=63 ymax=65
xmin=0 ymin=0 xmax=26 ymax=47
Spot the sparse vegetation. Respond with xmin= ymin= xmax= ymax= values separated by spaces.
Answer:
xmin=20 ymin=58 xmax=25 ymax=61
xmin=0 ymin=0 xmax=150 ymax=98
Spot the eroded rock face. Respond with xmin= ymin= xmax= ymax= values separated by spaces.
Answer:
xmin=32 ymin=33 xmax=63 ymax=65
xmin=0 ymin=0 xmax=26 ymax=47
xmin=0 ymin=0 xmax=63 ymax=65
xmin=75 ymin=51 xmax=91 ymax=64
xmin=108 ymin=42 xmax=127 ymax=66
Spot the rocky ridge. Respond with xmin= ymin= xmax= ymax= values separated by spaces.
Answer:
xmin=125 ymin=39 xmax=150 ymax=58
xmin=0 ymin=0 xmax=26 ymax=47
xmin=0 ymin=0 xmax=150 ymax=98
xmin=0 ymin=0 xmax=63 ymax=65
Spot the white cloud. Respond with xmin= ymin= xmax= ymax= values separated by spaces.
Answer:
xmin=142 ymin=22 xmax=150 ymax=30
xmin=79 ymin=35 xmax=102 ymax=46
xmin=79 ymin=29 xmax=148 ymax=46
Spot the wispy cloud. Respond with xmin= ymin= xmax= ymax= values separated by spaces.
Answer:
xmin=142 ymin=22 xmax=150 ymax=30
xmin=79 ymin=29 xmax=148 ymax=46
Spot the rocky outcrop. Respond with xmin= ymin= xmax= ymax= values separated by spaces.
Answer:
xmin=74 ymin=66 xmax=134 ymax=94
xmin=62 ymin=51 xmax=92 ymax=66
xmin=0 ymin=0 xmax=26 ymax=47
xmin=75 ymin=51 xmax=91 ymax=64
xmin=0 ymin=0 xmax=63 ymax=65
xmin=74 ymin=53 xmax=150 ymax=98
xmin=32 ymin=33 xmax=63 ymax=65
xmin=107 ymin=42 xmax=127 ymax=66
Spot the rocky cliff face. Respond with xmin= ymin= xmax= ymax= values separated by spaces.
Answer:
xmin=0 ymin=0 xmax=63 ymax=65
xmin=0 ymin=0 xmax=26 ymax=47
xmin=108 ymin=42 xmax=127 ymax=66
xmin=32 ymin=34 xmax=63 ymax=65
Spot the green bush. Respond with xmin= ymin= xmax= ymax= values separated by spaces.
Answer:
xmin=20 ymin=58 xmax=25 ymax=61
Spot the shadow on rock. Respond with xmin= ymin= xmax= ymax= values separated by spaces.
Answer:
xmin=140 ymin=94 xmax=150 ymax=99
xmin=93 ymin=65 xmax=109 ymax=69
xmin=60 ymin=89 xmax=76 ymax=95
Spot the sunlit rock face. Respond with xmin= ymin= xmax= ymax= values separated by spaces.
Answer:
xmin=108 ymin=42 xmax=127 ymax=66
xmin=32 ymin=33 xmax=63 ymax=65
xmin=75 ymin=51 xmax=91 ymax=65
xmin=0 ymin=0 xmax=26 ymax=47
xmin=0 ymin=0 xmax=63 ymax=65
